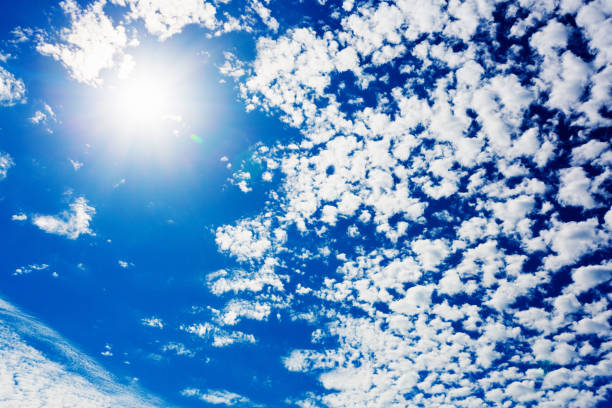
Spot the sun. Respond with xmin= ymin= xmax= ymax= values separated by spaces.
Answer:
xmin=111 ymin=72 xmax=180 ymax=131
xmin=101 ymin=58 xmax=189 ymax=138
xmin=115 ymin=74 xmax=169 ymax=125
xmin=86 ymin=50 xmax=210 ymax=158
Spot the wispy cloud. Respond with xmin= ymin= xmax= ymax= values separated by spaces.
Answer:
xmin=0 ymin=297 xmax=162 ymax=407
xmin=11 ymin=213 xmax=27 ymax=221
xmin=0 ymin=67 xmax=26 ymax=106
xmin=13 ymin=264 xmax=49 ymax=276
xmin=0 ymin=152 xmax=14 ymax=180
xmin=141 ymin=317 xmax=164 ymax=329
xmin=32 ymin=196 xmax=95 ymax=239
xmin=181 ymin=387 xmax=257 ymax=406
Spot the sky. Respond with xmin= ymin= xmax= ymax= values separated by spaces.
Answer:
xmin=0 ymin=0 xmax=611 ymax=407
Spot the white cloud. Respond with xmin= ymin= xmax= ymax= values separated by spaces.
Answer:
xmin=32 ymin=197 xmax=95 ymax=240
xmin=70 ymin=159 xmax=84 ymax=171
xmin=532 ymin=338 xmax=577 ymax=366
xmin=261 ymin=171 xmax=273 ymax=181
xmin=236 ymin=179 xmax=251 ymax=193
xmin=0 ymin=297 xmax=161 ymax=407
xmin=100 ymin=344 xmax=113 ymax=357
xmin=557 ymin=167 xmax=599 ymax=209
xmin=606 ymin=207 xmax=612 ymax=230
xmin=530 ymin=19 xmax=568 ymax=59
xmin=540 ymin=218 xmax=606 ymax=271
xmin=113 ymin=178 xmax=126 ymax=188
xmin=218 ymin=300 xmax=270 ymax=326
xmin=505 ymin=380 xmax=540 ymax=402
xmin=438 ymin=269 xmax=463 ymax=295
xmin=181 ymin=322 xmax=256 ymax=347
xmin=119 ymin=0 xmax=217 ymax=41
xmin=14 ymin=264 xmax=49 ymax=276
xmin=12 ymin=213 xmax=27 ymax=221
xmin=541 ymin=368 xmax=574 ymax=389
xmin=0 ymin=152 xmax=14 ymax=180
xmin=250 ymin=0 xmax=278 ymax=32
xmin=0 ymin=51 xmax=12 ymax=63
xmin=335 ymin=46 xmax=359 ymax=72
xmin=472 ymin=74 xmax=533 ymax=156
xmin=141 ymin=317 xmax=164 ymax=329
xmin=219 ymin=52 xmax=246 ymax=79
xmin=30 ymin=104 xmax=55 ymax=125
xmin=30 ymin=110 xmax=47 ymax=124
xmin=571 ymin=140 xmax=609 ymax=166
xmin=576 ymin=0 xmax=612 ymax=69
xmin=215 ymin=217 xmax=274 ymax=261
xmin=549 ymin=52 xmax=592 ymax=113
xmin=390 ymin=285 xmax=434 ymax=315
xmin=457 ymin=217 xmax=498 ymax=243
xmin=411 ymin=239 xmax=449 ymax=271
xmin=572 ymin=310 xmax=611 ymax=336
xmin=0 ymin=66 xmax=26 ymax=106
xmin=565 ymin=262 xmax=612 ymax=295
xmin=180 ymin=387 xmax=253 ymax=406
xmin=486 ymin=272 xmax=547 ymax=312
xmin=207 ymin=260 xmax=284 ymax=295
xmin=161 ymin=342 xmax=194 ymax=357
xmin=36 ymin=0 xmax=132 ymax=86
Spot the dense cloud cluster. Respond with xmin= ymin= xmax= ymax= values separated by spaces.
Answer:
xmin=210 ymin=0 xmax=612 ymax=406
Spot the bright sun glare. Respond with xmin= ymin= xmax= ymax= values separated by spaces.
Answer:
xmin=103 ymin=62 xmax=187 ymax=137
xmin=116 ymin=75 xmax=168 ymax=124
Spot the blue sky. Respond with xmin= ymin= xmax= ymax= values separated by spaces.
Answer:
xmin=0 ymin=0 xmax=611 ymax=407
